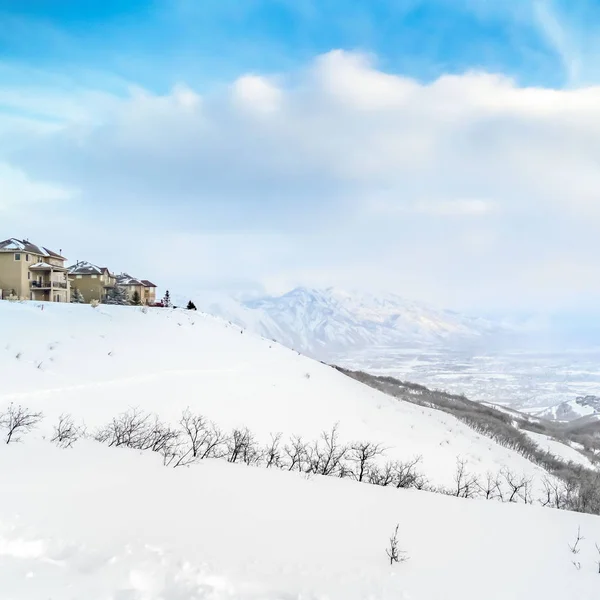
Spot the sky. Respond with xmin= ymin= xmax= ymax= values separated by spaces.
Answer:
xmin=1 ymin=0 xmax=600 ymax=312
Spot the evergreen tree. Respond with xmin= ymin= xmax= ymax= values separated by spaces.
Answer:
xmin=103 ymin=285 xmax=130 ymax=305
xmin=70 ymin=287 xmax=85 ymax=304
xmin=131 ymin=291 xmax=142 ymax=306
xmin=187 ymin=300 xmax=197 ymax=310
xmin=163 ymin=290 xmax=172 ymax=307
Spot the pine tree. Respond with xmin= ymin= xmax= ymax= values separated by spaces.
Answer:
xmin=163 ymin=290 xmax=171 ymax=308
xmin=187 ymin=300 xmax=197 ymax=310
xmin=103 ymin=285 xmax=129 ymax=305
xmin=70 ymin=287 xmax=85 ymax=304
xmin=131 ymin=291 xmax=142 ymax=306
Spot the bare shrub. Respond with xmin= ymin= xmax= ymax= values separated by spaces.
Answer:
xmin=51 ymin=413 xmax=83 ymax=448
xmin=393 ymin=456 xmax=427 ymax=489
xmin=263 ymin=433 xmax=284 ymax=468
xmin=179 ymin=410 xmax=223 ymax=459
xmin=143 ymin=417 xmax=180 ymax=455
xmin=569 ymin=526 xmax=584 ymax=570
xmin=306 ymin=424 xmax=348 ymax=476
xmin=567 ymin=472 xmax=600 ymax=515
xmin=94 ymin=408 xmax=151 ymax=448
xmin=386 ymin=524 xmax=408 ymax=565
xmin=478 ymin=471 xmax=503 ymax=500
xmin=502 ymin=469 xmax=532 ymax=503
xmin=284 ymin=435 xmax=309 ymax=472
xmin=0 ymin=403 xmax=43 ymax=444
xmin=452 ymin=458 xmax=480 ymax=499
xmin=540 ymin=477 xmax=570 ymax=510
xmin=227 ymin=427 xmax=261 ymax=465
xmin=348 ymin=441 xmax=386 ymax=482
xmin=368 ymin=461 xmax=396 ymax=486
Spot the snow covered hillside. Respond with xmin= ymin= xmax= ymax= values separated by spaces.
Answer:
xmin=190 ymin=286 xmax=507 ymax=359
xmin=3 ymin=439 xmax=600 ymax=600
xmin=0 ymin=301 xmax=597 ymax=599
xmin=523 ymin=430 xmax=596 ymax=469
xmin=0 ymin=301 xmax=543 ymax=489
xmin=537 ymin=395 xmax=600 ymax=422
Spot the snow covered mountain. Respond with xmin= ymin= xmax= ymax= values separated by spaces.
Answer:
xmin=191 ymin=287 xmax=507 ymax=359
xmin=537 ymin=395 xmax=600 ymax=422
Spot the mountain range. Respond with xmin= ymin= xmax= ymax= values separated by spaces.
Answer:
xmin=186 ymin=286 xmax=509 ymax=359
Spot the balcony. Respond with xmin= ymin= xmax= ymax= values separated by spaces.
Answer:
xmin=31 ymin=281 xmax=68 ymax=289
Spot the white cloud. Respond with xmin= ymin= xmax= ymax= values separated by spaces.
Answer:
xmin=0 ymin=162 xmax=76 ymax=212
xmin=2 ymin=50 xmax=600 ymax=309
xmin=232 ymin=75 xmax=283 ymax=114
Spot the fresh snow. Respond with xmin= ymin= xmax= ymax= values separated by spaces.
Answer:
xmin=536 ymin=398 xmax=599 ymax=422
xmin=0 ymin=301 xmax=550 ymax=490
xmin=2 ymin=440 xmax=600 ymax=600
xmin=523 ymin=430 xmax=595 ymax=469
xmin=0 ymin=301 xmax=598 ymax=599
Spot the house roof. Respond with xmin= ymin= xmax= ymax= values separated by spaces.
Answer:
xmin=116 ymin=273 xmax=144 ymax=286
xmin=68 ymin=261 xmax=110 ymax=276
xmin=29 ymin=262 xmax=68 ymax=272
xmin=115 ymin=274 xmax=157 ymax=288
xmin=0 ymin=238 xmax=65 ymax=259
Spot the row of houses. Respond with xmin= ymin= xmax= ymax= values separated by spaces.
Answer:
xmin=0 ymin=238 xmax=157 ymax=305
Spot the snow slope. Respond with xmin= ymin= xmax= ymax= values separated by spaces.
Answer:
xmin=2 ymin=440 xmax=600 ymax=600
xmin=523 ymin=430 xmax=595 ymax=469
xmin=190 ymin=287 xmax=506 ymax=359
xmin=0 ymin=301 xmax=548 ymax=490
xmin=0 ymin=301 xmax=598 ymax=599
xmin=537 ymin=396 xmax=600 ymax=422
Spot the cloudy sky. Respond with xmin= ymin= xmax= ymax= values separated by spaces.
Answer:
xmin=1 ymin=0 xmax=600 ymax=311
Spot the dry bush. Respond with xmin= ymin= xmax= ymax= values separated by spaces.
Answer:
xmin=0 ymin=403 xmax=43 ymax=444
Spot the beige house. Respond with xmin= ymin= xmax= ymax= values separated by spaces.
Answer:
xmin=0 ymin=238 xmax=70 ymax=302
xmin=68 ymin=261 xmax=116 ymax=303
xmin=115 ymin=273 xmax=157 ymax=305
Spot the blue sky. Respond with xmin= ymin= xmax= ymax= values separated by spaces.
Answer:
xmin=0 ymin=0 xmax=589 ymax=89
xmin=1 ymin=0 xmax=600 ymax=311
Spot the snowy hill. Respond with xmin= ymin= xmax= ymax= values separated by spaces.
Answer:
xmin=537 ymin=395 xmax=600 ymax=422
xmin=190 ymin=286 xmax=506 ymax=359
xmin=0 ymin=301 xmax=543 ymax=489
xmin=4 ymin=439 xmax=600 ymax=600
xmin=0 ymin=301 xmax=597 ymax=599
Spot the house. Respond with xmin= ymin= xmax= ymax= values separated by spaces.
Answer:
xmin=115 ymin=273 xmax=157 ymax=305
xmin=68 ymin=261 xmax=116 ymax=303
xmin=0 ymin=238 xmax=70 ymax=302
xmin=140 ymin=280 xmax=158 ymax=305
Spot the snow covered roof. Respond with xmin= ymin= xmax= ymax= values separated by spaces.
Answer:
xmin=0 ymin=238 xmax=65 ymax=259
xmin=29 ymin=262 xmax=67 ymax=272
xmin=116 ymin=273 xmax=144 ymax=286
xmin=115 ymin=273 xmax=156 ymax=287
xmin=68 ymin=261 xmax=110 ymax=276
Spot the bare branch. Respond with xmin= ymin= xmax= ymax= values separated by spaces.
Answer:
xmin=0 ymin=403 xmax=43 ymax=444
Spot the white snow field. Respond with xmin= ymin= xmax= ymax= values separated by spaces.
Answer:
xmin=0 ymin=302 xmax=550 ymax=489
xmin=1 ymin=301 xmax=599 ymax=599
xmin=2 ymin=439 xmax=600 ymax=600
xmin=524 ymin=430 xmax=596 ymax=469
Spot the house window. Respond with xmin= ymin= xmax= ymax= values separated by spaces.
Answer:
xmin=27 ymin=272 xmax=31 ymax=280
xmin=91 ymin=275 xmax=97 ymax=279
xmin=14 ymin=253 xmax=20 ymax=261
xmin=26 ymin=254 xmax=30 ymax=262
xmin=76 ymin=275 xmax=82 ymax=279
